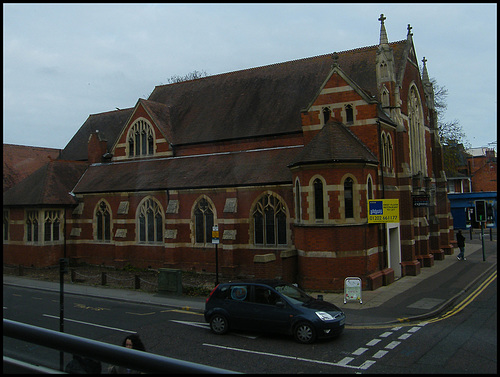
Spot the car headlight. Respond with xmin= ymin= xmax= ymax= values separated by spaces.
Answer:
xmin=315 ymin=311 xmax=335 ymax=321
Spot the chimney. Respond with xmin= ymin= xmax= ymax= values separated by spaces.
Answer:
xmin=88 ymin=130 xmax=108 ymax=163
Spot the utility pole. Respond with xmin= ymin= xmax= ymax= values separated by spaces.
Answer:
xmin=59 ymin=258 xmax=68 ymax=371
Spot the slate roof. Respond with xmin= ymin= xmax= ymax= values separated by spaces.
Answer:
xmin=146 ymin=41 xmax=407 ymax=146
xmin=288 ymin=121 xmax=379 ymax=168
xmin=60 ymin=108 xmax=134 ymax=161
xmin=3 ymin=144 xmax=61 ymax=192
xmin=56 ymin=40 xmax=407 ymax=162
xmin=3 ymin=160 xmax=89 ymax=206
xmin=72 ymin=146 xmax=301 ymax=194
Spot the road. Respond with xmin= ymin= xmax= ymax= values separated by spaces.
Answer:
xmin=3 ymin=272 xmax=497 ymax=373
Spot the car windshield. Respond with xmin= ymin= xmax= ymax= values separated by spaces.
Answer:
xmin=274 ymin=284 xmax=313 ymax=305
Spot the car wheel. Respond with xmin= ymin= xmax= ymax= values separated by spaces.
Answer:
xmin=210 ymin=314 xmax=229 ymax=335
xmin=294 ymin=322 xmax=317 ymax=344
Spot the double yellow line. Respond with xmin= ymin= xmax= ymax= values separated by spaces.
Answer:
xmin=425 ymin=269 xmax=497 ymax=324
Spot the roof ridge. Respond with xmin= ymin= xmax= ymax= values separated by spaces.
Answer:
xmin=153 ymin=40 xmax=408 ymax=90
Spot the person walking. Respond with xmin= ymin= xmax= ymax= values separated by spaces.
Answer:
xmin=109 ymin=334 xmax=146 ymax=374
xmin=456 ymin=229 xmax=466 ymax=261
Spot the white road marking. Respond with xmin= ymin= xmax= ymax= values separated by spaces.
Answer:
xmin=42 ymin=314 xmax=136 ymax=333
xmin=352 ymin=347 xmax=368 ymax=355
xmin=171 ymin=320 xmax=258 ymax=339
xmin=398 ymin=333 xmax=412 ymax=340
xmin=373 ymin=350 xmax=388 ymax=359
xmin=359 ymin=360 xmax=377 ymax=370
xmin=366 ymin=338 xmax=381 ymax=346
xmin=170 ymin=320 xmax=210 ymax=329
xmin=379 ymin=331 xmax=393 ymax=338
xmin=408 ymin=326 xmax=422 ymax=333
xmin=385 ymin=341 xmax=401 ymax=349
xmin=203 ymin=343 xmax=366 ymax=370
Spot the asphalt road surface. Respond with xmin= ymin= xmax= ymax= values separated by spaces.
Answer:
xmin=3 ymin=274 xmax=497 ymax=373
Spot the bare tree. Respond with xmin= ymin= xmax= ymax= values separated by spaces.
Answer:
xmin=164 ymin=70 xmax=208 ymax=84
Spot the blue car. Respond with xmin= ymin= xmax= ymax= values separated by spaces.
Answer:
xmin=204 ymin=280 xmax=345 ymax=344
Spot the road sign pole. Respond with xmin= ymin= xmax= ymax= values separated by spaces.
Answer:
xmin=481 ymin=220 xmax=486 ymax=261
xmin=215 ymin=243 xmax=219 ymax=286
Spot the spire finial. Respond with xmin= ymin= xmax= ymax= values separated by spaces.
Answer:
xmin=407 ymin=24 xmax=413 ymax=37
xmin=379 ymin=14 xmax=388 ymax=45
xmin=331 ymin=52 xmax=339 ymax=66
xmin=422 ymin=57 xmax=430 ymax=84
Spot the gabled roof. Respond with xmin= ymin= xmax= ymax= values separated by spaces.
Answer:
xmin=58 ymin=40 xmax=408 ymax=161
xmin=288 ymin=121 xmax=378 ymax=168
xmin=60 ymin=108 xmax=134 ymax=161
xmin=3 ymin=144 xmax=61 ymax=192
xmin=145 ymin=41 xmax=407 ymax=146
xmin=72 ymin=146 xmax=301 ymax=194
xmin=3 ymin=160 xmax=89 ymax=206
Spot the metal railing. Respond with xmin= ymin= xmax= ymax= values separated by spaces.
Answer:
xmin=3 ymin=319 xmax=239 ymax=374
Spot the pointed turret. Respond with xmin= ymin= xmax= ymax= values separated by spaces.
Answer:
xmin=422 ymin=57 xmax=435 ymax=110
xmin=376 ymin=14 xmax=395 ymax=107
xmin=379 ymin=13 xmax=389 ymax=45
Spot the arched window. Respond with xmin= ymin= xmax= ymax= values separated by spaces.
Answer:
xmin=96 ymin=200 xmax=111 ymax=241
xmin=194 ymin=198 xmax=214 ymax=244
xmin=344 ymin=178 xmax=354 ymax=218
xmin=387 ymin=135 xmax=393 ymax=168
xmin=345 ymin=104 xmax=354 ymax=123
xmin=128 ymin=119 xmax=155 ymax=157
xmin=381 ymin=88 xmax=390 ymax=107
xmin=26 ymin=210 xmax=39 ymax=243
xmin=137 ymin=198 xmax=163 ymax=243
xmin=322 ymin=107 xmax=331 ymax=124
xmin=295 ymin=180 xmax=301 ymax=222
xmin=367 ymin=177 xmax=373 ymax=200
xmin=313 ymin=178 xmax=324 ymax=221
xmin=44 ymin=210 xmax=61 ymax=242
xmin=253 ymin=193 xmax=287 ymax=246
xmin=381 ymin=132 xmax=387 ymax=167
xmin=408 ymin=85 xmax=427 ymax=175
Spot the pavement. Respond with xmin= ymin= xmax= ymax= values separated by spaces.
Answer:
xmin=3 ymin=233 xmax=497 ymax=327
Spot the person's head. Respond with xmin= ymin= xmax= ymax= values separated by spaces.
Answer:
xmin=122 ymin=334 xmax=146 ymax=351
xmin=458 ymin=230 xmax=462 ymax=234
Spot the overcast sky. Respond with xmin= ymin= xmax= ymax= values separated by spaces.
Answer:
xmin=3 ymin=3 xmax=497 ymax=151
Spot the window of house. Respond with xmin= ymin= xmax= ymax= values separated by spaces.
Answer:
xmin=128 ymin=119 xmax=155 ymax=157
xmin=96 ymin=201 xmax=111 ymax=241
xmin=408 ymin=85 xmax=427 ymax=175
xmin=44 ymin=210 xmax=61 ymax=242
xmin=323 ymin=107 xmax=330 ymax=124
xmin=26 ymin=210 xmax=39 ymax=243
xmin=344 ymin=178 xmax=354 ymax=218
xmin=138 ymin=198 xmax=163 ymax=243
xmin=313 ymin=178 xmax=324 ymax=221
xmin=367 ymin=177 xmax=373 ymax=200
xmin=194 ymin=198 xmax=214 ymax=244
xmin=345 ymin=104 xmax=354 ymax=123
xmin=387 ymin=135 xmax=393 ymax=168
xmin=3 ymin=210 xmax=9 ymax=241
xmin=382 ymin=88 xmax=390 ymax=107
xmin=253 ymin=193 xmax=287 ymax=246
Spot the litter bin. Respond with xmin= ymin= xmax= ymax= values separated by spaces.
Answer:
xmin=158 ymin=268 xmax=182 ymax=295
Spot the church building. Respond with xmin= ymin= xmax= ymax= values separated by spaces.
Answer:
xmin=3 ymin=15 xmax=455 ymax=291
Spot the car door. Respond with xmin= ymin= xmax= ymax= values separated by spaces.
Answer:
xmin=222 ymin=284 xmax=256 ymax=331
xmin=250 ymin=285 xmax=295 ymax=334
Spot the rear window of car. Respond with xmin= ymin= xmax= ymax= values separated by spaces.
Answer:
xmin=216 ymin=284 xmax=251 ymax=302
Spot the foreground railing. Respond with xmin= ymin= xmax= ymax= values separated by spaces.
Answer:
xmin=3 ymin=319 xmax=239 ymax=374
